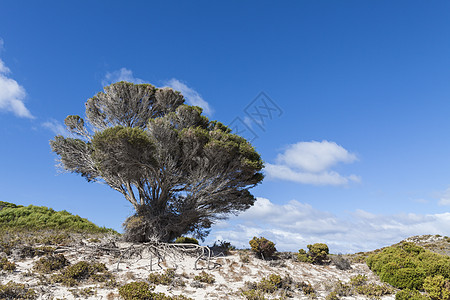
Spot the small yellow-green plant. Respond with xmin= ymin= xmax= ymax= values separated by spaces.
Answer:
xmin=194 ymin=271 xmax=215 ymax=284
xmin=148 ymin=269 xmax=176 ymax=285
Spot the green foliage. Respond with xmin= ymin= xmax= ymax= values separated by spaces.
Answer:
xmin=297 ymin=243 xmax=329 ymax=264
xmin=118 ymin=281 xmax=154 ymax=300
xmin=52 ymin=261 xmax=114 ymax=287
xmin=0 ymin=281 xmax=36 ymax=299
xmin=174 ymin=237 xmax=199 ymax=245
xmin=0 ymin=201 xmax=116 ymax=234
xmin=325 ymin=291 xmax=340 ymax=300
xmin=423 ymin=275 xmax=450 ymax=300
xmin=241 ymin=289 xmax=267 ymax=300
xmin=330 ymin=276 xmax=394 ymax=298
xmin=297 ymin=249 xmax=311 ymax=263
xmin=354 ymin=283 xmax=395 ymax=297
xmin=308 ymin=243 xmax=329 ymax=264
xmin=366 ymin=242 xmax=450 ymax=290
xmin=148 ymin=269 xmax=176 ymax=285
xmin=194 ymin=271 xmax=215 ymax=284
xmin=0 ymin=257 xmax=16 ymax=272
xmin=396 ymin=289 xmax=429 ymax=300
xmin=33 ymin=254 xmax=69 ymax=273
xmin=118 ymin=281 xmax=193 ymax=300
xmin=249 ymin=237 xmax=276 ymax=259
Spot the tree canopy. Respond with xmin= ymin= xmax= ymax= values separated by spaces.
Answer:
xmin=50 ymin=82 xmax=264 ymax=242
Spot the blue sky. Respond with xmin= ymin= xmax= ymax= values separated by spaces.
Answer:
xmin=1 ymin=1 xmax=449 ymax=253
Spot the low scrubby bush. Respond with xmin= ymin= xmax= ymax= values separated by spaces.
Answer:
xmin=148 ymin=269 xmax=176 ymax=285
xmin=118 ymin=281 xmax=154 ymax=300
xmin=366 ymin=242 xmax=450 ymax=291
xmin=194 ymin=271 xmax=215 ymax=284
xmin=52 ymin=261 xmax=114 ymax=287
xmin=33 ymin=254 xmax=69 ymax=273
xmin=395 ymin=289 xmax=429 ymax=300
xmin=249 ymin=237 xmax=276 ymax=259
xmin=0 ymin=281 xmax=36 ymax=299
xmin=423 ymin=275 xmax=450 ymax=300
xmin=118 ymin=281 xmax=194 ymax=300
xmin=0 ymin=257 xmax=16 ymax=272
xmin=297 ymin=243 xmax=329 ymax=264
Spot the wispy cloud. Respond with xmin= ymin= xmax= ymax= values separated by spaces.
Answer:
xmin=265 ymin=140 xmax=359 ymax=186
xmin=166 ymin=78 xmax=213 ymax=116
xmin=438 ymin=187 xmax=450 ymax=206
xmin=102 ymin=68 xmax=147 ymax=86
xmin=206 ymin=197 xmax=450 ymax=253
xmin=0 ymin=40 xmax=34 ymax=119
xmin=42 ymin=119 xmax=68 ymax=136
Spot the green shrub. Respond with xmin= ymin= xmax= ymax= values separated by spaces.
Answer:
xmin=256 ymin=274 xmax=282 ymax=293
xmin=298 ymin=243 xmax=329 ymax=264
xmin=194 ymin=271 xmax=215 ymax=284
xmin=148 ymin=269 xmax=176 ymax=285
xmin=249 ymin=237 xmax=276 ymax=259
xmin=366 ymin=242 xmax=450 ymax=290
xmin=0 ymin=202 xmax=117 ymax=234
xmin=174 ymin=237 xmax=199 ymax=245
xmin=33 ymin=254 xmax=69 ymax=273
xmin=349 ymin=275 xmax=367 ymax=287
xmin=325 ymin=291 xmax=340 ymax=300
xmin=241 ymin=289 xmax=267 ymax=300
xmin=423 ymin=275 xmax=450 ymax=300
xmin=308 ymin=243 xmax=329 ymax=264
xmin=0 ymin=281 xmax=36 ymax=299
xmin=396 ymin=289 xmax=429 ymax=300
xmin=0 ymin=257 xmax=16 ymax=272
xmin=354 ymin=283 xmax=395 ymax=297
xmin=118 ymin=282 xmax=193 ymax=300
xmin=297 ymin=249 xmax=311 ymax=263
xmin=52 ymin=261 xmax=114 ymax=286
xmin=333 ymin=280 xmax=351 ymax=296
xmin=119 ymin=281 xmax=154 ymax=300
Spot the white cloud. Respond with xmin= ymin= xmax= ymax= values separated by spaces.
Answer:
xmin=265 ymin=140 xmax=359 ymax=186
xmin=438 ymin=187 xmax=450 ymax=206
xmin=277 ymin=140 xmax=357 ymax=172
xmin=206 ymin=197 xmax=450 ymax=253
xmin=102 ymin=68 xmax=147 ymax=86
xmin=0 ymin=55 xmax=33 ymax=118
xmin=42 ymin=119 xmax=68 ymax=136
xmin=166 ymin=78 xmax=213 ymax=116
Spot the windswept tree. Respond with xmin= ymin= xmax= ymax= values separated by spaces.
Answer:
xmin=50 ymin=82 xmax=264 ymax=242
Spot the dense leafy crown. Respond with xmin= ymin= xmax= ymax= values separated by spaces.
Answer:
xmin=50 ymin=82 xmax=264 ymax=241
